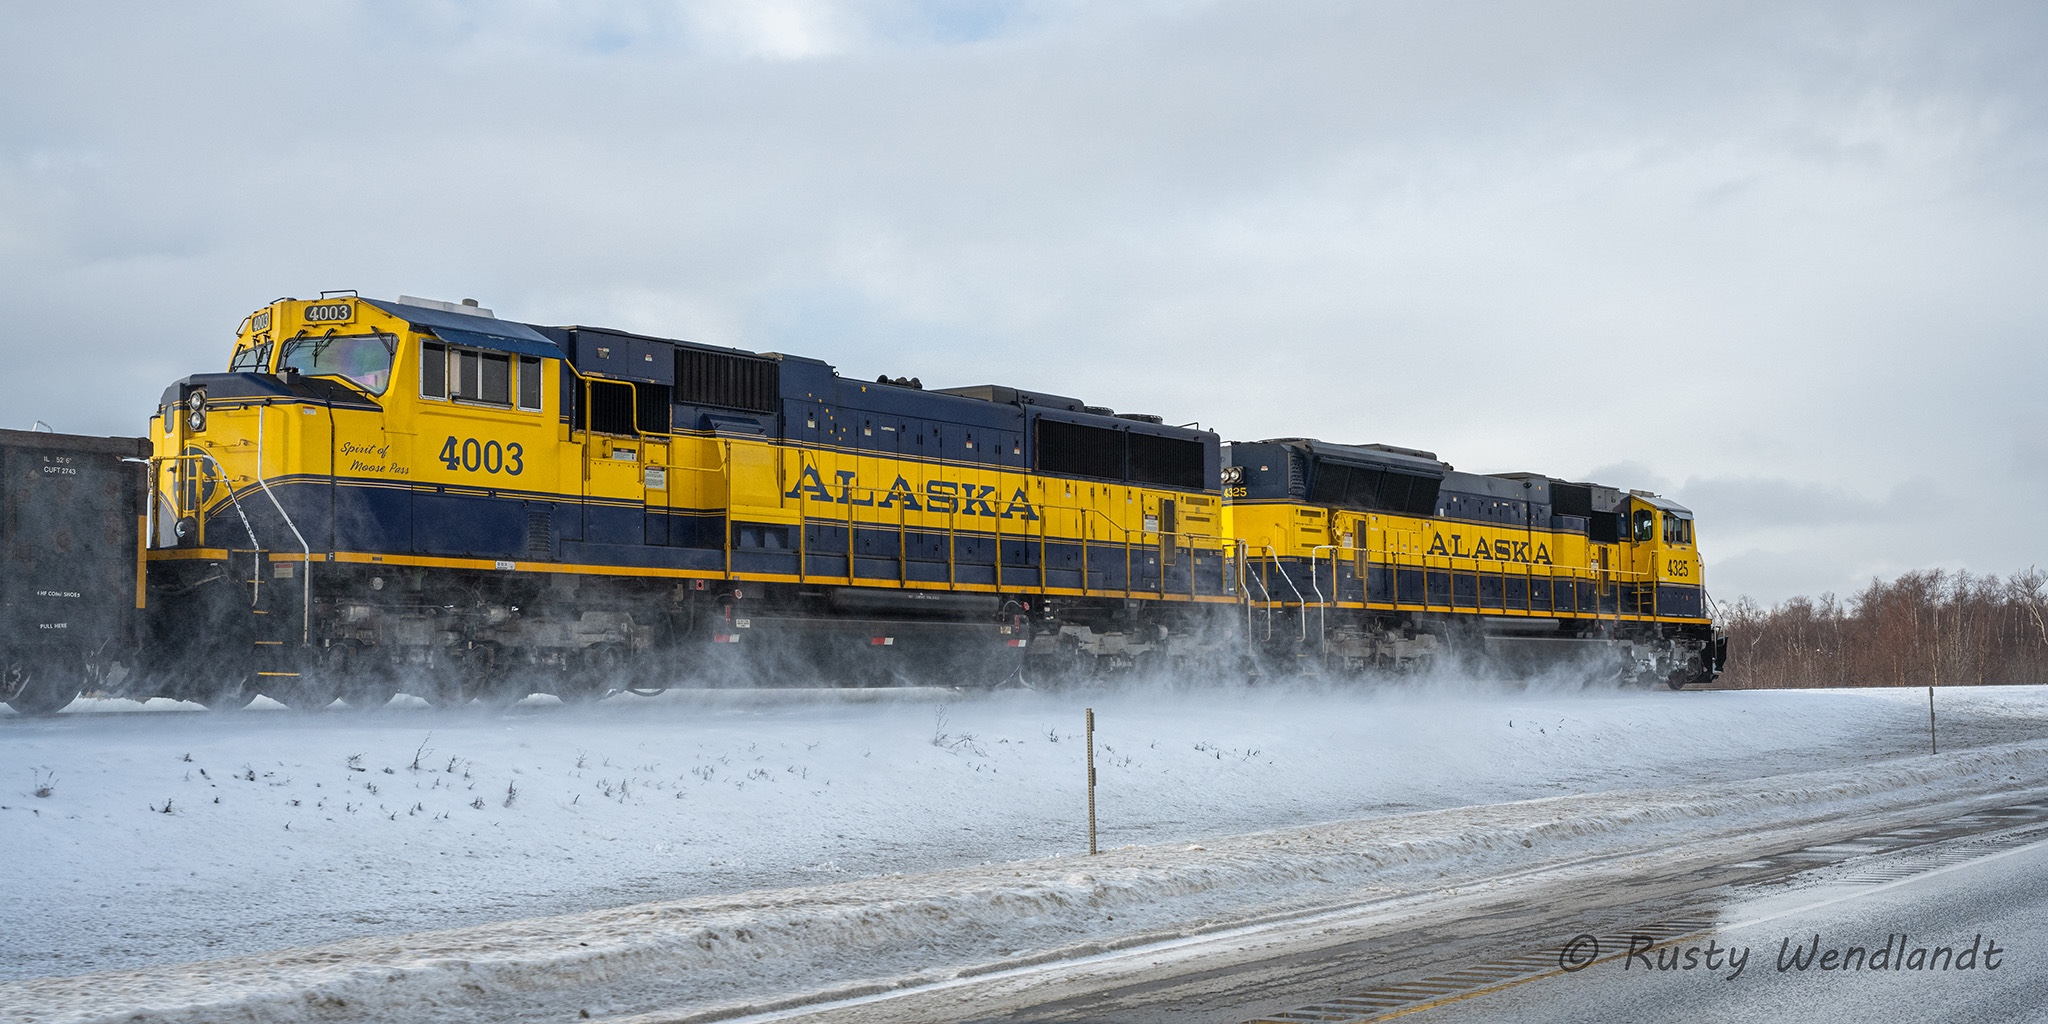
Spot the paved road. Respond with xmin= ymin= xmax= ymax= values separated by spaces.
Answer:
xmin=729 ymin=798 xmax=2048 ymax=1024
xmin=1429 ymin=831 xmax=2048 ymax=1023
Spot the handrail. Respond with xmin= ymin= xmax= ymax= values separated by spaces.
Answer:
xmin=1291 ymin=543 xmax=1658 ymax=617
xmin=1386 ymin=551 xmax=1652 ymax=583
xmin=254 ymin=404 xmax=313 ymax=642
xmin=1239 ymin=542 xmax=1276 ymax=641
xmin=1307 ymin=544 xmax=1349 ymax=653
xmin=1259 ymin=545 xmax=1307 ymax=641
xmin=720 ymin=440 xmax=733 ymax=579
xmin=776 ymin=463 xmax=1229 ymax=599
xmin=152 ymin=450 xmax=265 ymax=604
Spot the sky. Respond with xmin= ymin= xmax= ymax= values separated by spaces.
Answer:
xmin=3 ymin=0 xmax=2044 ymax=605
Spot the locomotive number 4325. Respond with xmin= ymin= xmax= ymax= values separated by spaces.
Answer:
xmin=438 ymin=436 xmax=524 ymax=476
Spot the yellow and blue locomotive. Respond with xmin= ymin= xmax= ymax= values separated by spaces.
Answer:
xmin=1223 ymin=438 xmax=1722 ymax=687
xmin=143 ymin=294 xmax=1237 ymax=707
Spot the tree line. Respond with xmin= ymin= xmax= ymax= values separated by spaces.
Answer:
xmin=1715 ymin=568 xmax=2048 ymax=688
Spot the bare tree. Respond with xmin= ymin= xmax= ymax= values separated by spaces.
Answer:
xmin=1717 ymin=566 xmax=2048 ymax=688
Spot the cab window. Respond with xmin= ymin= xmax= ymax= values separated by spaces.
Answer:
xmin=421 ymin=341 xmax=543 ymax=411
xmin=279 ymin=333 xmax=396 ymax=394
xmin=1662 ymin=514 xmax=1693 ymax=545
xmin=1631 ymin=508 xmax=1655 ymax=542
xmin=229 ymin=342 xmax=272 ymax=373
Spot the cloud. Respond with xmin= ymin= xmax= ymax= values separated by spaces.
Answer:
xmin=1674 ymin=475 xmax=1939 ymax=531
xmin=2 ymin=0 xmax=2044 ymax=604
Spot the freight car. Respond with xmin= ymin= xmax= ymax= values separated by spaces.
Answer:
xmin=0 ymin=428 xmax=149 ymax=714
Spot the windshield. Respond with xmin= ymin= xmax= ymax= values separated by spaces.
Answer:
xmin=278 ymin=333 xmax=396 ymax=394
xmin=228 ymin=341 xmax=272 ymax=373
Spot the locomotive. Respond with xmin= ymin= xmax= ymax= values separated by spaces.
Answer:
xmin=1 ymin=293 xmax=1723 ymax=714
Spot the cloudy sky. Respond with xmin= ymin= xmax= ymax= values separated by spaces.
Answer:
xmin=3 ymin=1 xmax=2043 ymax=604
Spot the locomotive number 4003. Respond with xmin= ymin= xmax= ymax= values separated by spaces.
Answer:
xmin=438 ymin=436 xmax=525 ymax=476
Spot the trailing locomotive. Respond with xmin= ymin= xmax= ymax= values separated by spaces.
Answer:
xmin=1224 ymin=439 xmax=1722 ymax=688
xmin=4 ymin=292 xmax=1724 ymax=713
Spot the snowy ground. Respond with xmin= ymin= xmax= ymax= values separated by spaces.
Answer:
xmin=4 ymin=678 xmax=2047 ymax=1022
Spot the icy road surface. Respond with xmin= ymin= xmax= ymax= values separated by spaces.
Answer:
xmin=3 ymin=680 xmax=2047 ymax=1022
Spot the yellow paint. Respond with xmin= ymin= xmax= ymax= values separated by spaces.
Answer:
xmin=1223 ymin=494 xmax=1702 ymax=622
xmin=155 ymin=297 xmax=1234 ymax=602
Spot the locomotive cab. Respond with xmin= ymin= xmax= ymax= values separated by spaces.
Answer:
xmin=1623 ymin=492 xmax=1702 ymax=620
xmin=143 ymin=294 xmax=571 ymax=707
xmin=150 ymin=295 xmax=566 ymax=553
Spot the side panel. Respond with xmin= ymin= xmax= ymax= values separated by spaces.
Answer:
xmin=0 ymin=430 xmax=150 ymax=656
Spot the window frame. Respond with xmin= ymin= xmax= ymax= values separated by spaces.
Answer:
xmin=419 ymin=340 xmax=545 ymax=412
xmin=229 ymin=341 xmax=273 ymax=373
xmin=277 ymin=332 xmax=398 ymax=395
xmin=1663 ymin=514 xmax=1694 ymax=545
xmin=518 ymin=355 xmax=543 ymax=411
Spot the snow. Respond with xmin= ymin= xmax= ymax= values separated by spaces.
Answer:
xmin=4 ymin=680 xmax=2047 ymax=1023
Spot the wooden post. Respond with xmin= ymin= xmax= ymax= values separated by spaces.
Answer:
xmin=1928 ymin=685 xmax=1938 ymax=755
xmin=1086 ymin=707 xmax=1098 ymax=855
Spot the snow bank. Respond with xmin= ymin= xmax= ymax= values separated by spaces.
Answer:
xmin=10 ymin=731 xmax=2048 ymax=1024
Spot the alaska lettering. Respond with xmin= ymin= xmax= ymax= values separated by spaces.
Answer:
xmin=1426 ymin=532 xmax=1552 ymax=565
xmin=785 ymin=466 xmax=1039 ymax=521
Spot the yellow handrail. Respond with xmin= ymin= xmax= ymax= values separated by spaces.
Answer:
xmin=776 ymin=459 xmax=1228 ymax=598
xmin=1248 ymin=539 xmax=1660 ymax=618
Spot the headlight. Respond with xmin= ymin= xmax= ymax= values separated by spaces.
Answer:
xmin=186 ymin=390 xmax=207 ymax=432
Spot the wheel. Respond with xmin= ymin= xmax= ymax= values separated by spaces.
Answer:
xmin=557 ymin=680 xmax=611 ymax=705
xmin=450 ymin=644 xmax=528 ymax=710
xmin=470 ymin=682 xmax=529 ymax=711
xmin=558 ymin=645 xmax=622 ymax=704
xmin=273 ymin=677 xmax=340 ymax=710
xmin=194 ymin=673 xmax=258 ymax=711
xmin=333 ymin=645 xmax=398 ymax=709
xmin=1127 ymin=649 xmax=1168 ymax=680
xmin=407 ymin=646 xmax=487 ymax=709
xmin=1020 ymin=635 xmax=1090 ymax=690
xmin=557 ymin=684 xmax=608 ymax=705
xmin=467 ymin=661 xmax=533 ymax=711
xmin=417 ymin=674 xmax=472 ymax=709
xmin=340 ymin=680 xmax=398 ymax=710
xmin=3 ymin=661 xmax=82 ymax=716
xmin=272 ymin=646 xmax=346 ymax=710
